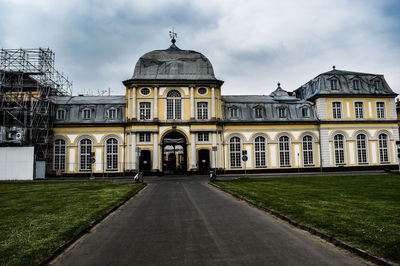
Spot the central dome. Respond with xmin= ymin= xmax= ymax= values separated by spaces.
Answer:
xmin=132 ymin=44 xmax=216 ymax=80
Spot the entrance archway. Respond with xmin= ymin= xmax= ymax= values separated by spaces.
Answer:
xmin=161 ymin=130 xmax=187 ymax=174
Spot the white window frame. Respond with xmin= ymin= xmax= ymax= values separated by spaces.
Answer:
xmin=107 ymin=108 xmax=117 ymax=120
xmin=139 ymin=101 xmax=152 ymax=120
xmin=197 ymin=87 xmax=208 ymax=95
xmin=373 ymin=79 xmax=382 ymax=91
xmin=353 ymin=79 xmax=361 ymax=90
xmin=53 ymin=138 xmax=66 ymax=171
xmin=278 ymin=107 xmax=287 ymax=118
xmin=230 ymin=107 xmax=239 ymax=118
xmin=254 ymin=107 xmax=263 ymax=119
xmin=278 ymin=135 xmax=291 ymax=167
xmin=138 ymin=132 xmax=152 ymax=143
xmin=196 ymin=101 xmax=209 ymax=120
xmin=105 ymin=138 xmax=119 ymax=171
xmin=139 ymin=87 xmax=151 ymax=96
xmin=330 ymin=79 xmax=339 ymax=90
xmin=229 ymin=136 xmax=242 ymax=168
xmin=332 ymin=101 xmax=342 ymax=119
xmin=197 ymin=132 xmax=210 ymax=143
xmin=302 ymin=135 xmax=314 ymax=166
xmin=356 ymin=134 xmax=368 ymax=164
xmin=166 ymin=90 xmax=182 ymax=120
xmin=79 ymin=138 xmax=92 ymax=171
xmin=378 ymin=133 xmax=390 ymax=164
xmin=376 ymin=101 xmax=385 ymax=119
xmin=354 ymin=101 xmax=364 ymax=119
xmin=254 ymin=136 xmax=267 ymax=168
xmin=83 ymin=108 xmax=91 ymax=120
xmin=56 ymin=109 xmax=66 ymax=120
xmin=333 ymin=134 xmax=346 ymax=165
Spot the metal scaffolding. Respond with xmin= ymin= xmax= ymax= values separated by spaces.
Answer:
xmin=0 ymin=48 xmax=72 ymax=160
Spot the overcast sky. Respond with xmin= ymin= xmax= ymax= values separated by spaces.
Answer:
xmin=1 ymin=0 xmax=399 ymax=96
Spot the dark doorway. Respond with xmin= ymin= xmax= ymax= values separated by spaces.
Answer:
xmin=198 ymin=149 xmax=210 ymax=173
xmin=139 ymin=150 xmax=151 ymax=171
xmin=161 ymin=130 xmax=187 ymax=174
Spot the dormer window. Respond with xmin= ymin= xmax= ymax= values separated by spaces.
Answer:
xmin=278 ymin=107 xmax=287 ymax=118
xmin=353 ymin=79 xmax=360 ymax=90
xmin=302 ymin=107 xmax=310 ymax=117
xmin=373 ymin=79 xmax=382 ymax=91
xmin=56 ymin=109 xmax=65 ymax=120
xmin=83 ymin=109 xmax=91 ymax=120
xmin=330 ymin=79 xmax=338 ymax=90
xmin=255 ymin=107 xmax=263 ymax=118
xmin=108 ymin=108 xmax=117 ymax=120
xmin=230 ymin=107 xmax=238 ymax=118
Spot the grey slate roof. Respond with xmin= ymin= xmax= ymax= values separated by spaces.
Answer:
xmin=222 ymin=86 xmax=317 ymax=122
xmin=296 ymin=69 xmax=397 ymax=100
xmin=132 ymin=44 xmax=217 ymax=80
xmin=55 ymin=96 xmax=125 ymax=105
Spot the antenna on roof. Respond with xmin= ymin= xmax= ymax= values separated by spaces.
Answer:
xmin=169 ymin=28 xmax=177 ymax=44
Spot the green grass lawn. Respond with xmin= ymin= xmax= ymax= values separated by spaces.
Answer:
xmin=214 ymin=174 xmax=400 ymax=263
xmin=0 ymin=181 xmax=145 ymax=266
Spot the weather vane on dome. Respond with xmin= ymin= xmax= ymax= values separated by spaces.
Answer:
xmin=169 ymin=28 xmax=177 ymax=44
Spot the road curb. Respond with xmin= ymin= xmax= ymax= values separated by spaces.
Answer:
xmin=39 ymin=183 xmax=147 ymax=266
xmin=209 ymin=182 xmax=396 ymax=266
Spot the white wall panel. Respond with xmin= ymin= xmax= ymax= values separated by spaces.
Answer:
xmin=0 ymin=147 xmax=34 ymax=180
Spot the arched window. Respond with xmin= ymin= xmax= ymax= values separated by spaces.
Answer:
xmin=54 ymin=139 xmax=66 ymax=171
xmin=106 ymin=138 xmax=118 ymax=171
xmin=166 ymin=90 xmax=181 ymax=119
xmin=254 ymin=136 xmax=266 ymax=168
xmin=279 ymin=136 xmax=290 ymax=167
xmin=302 ymin=135 xmax=314 ymax=166
xmin=80 ymin=139 xmax=92 ymax=171
xmin=356 ymin=134 xmax=368 ymax=164
xmin=333 ymin=134 xmax=345 ymax=165
xmin=229 ymin=137 xmax=241 ymax=168
xmin=378 ymin=134 xmax=389 ymax=163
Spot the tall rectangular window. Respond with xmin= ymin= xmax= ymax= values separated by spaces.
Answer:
xmin=83 ymin=109 xmax=91 ymax=120
xmin=330 ymin=79 xmax=338 ymax=90
xmin=197 ymin=102 xmax=208 ymax=120
xmin=355 ymin=102 xmax=364 ymax=118
xmin=230 ymin=108 xmax=238 ymax=118
xmin=229 ymin=137 xmax=241 ymax=168
xmin=54 ymin=139 xmax=66 ymax=171
xmin=255 ymin=108 xmax=262 ymax=118
xmin=56 ymin=109 xmax=65 ymax=120
xmin=108 ymin=109 xmax=117 ymax=120
xmin=279 ymin=136 xmax=290 ymax=167
xmin=376 ymin=102 xmax=385 ymax=119
xmin=254 ymin=136 xmax=266 ymax=167
xmin=353 ymin=79 xmax=360 ymax=90
xmin=334 ymin=134 xmax=345 ymax=165
xmin=332 ymin=102 xmax=342 ymax=119
xmin=139 ymin=102 xmax=151 ymax=120
xmin=302 ymin=135 xmax=314 ymax=166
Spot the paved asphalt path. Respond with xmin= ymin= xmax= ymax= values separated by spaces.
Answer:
xmin=52 ymin=176 xmax=368 ymax=266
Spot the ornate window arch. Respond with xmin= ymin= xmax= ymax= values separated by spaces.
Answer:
xmin=356 ymin=133 xmax=368 ymax=164
xmin=254 ymin=135 xmax=267 ymax=168
xmin=302 ymin=135 xmax=314 ymax=166
xmin=79 ymin=138 xmax=93 ymax=171
xmin=229 ymin=136 xmax=242 ymax=168
xmin=378 ymin=133 xmax=390 ymax=163
xmin=105 ymin=138 xmax=119 ymax=171
xmin=333 ymin=134 xmax=346 ymax=165
xmin=54 ymin=138 xmax=67 ymax=171
xmin=166 ymin=90 xmax=182 ymax=120
xmin=278 ymin=135 xmax=291 ymax=167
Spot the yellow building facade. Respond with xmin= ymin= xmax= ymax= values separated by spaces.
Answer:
xmin=51 ymin=42 xmax=399 ymax=175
